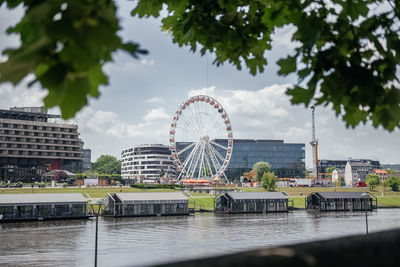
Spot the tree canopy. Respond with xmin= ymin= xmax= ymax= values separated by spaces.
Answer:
xmin=0 ymin=0 xmax=399 ymax=131
xmin=252 ymin=161 xmax=271 ymax=182
xmin=337 ymin=176 xmax=345 ymax=187
xmin=385 ymin=177 xmax=400 ymax=191
xmin=261 ymin=171 xmax=277 ymax=191
xmin=366 ymin=173 xmax=380 ymax=190
xmin=326 ymin=166 xmax=337 ymax=174
xmin=91 ymin=155 xmax=121 ymax=175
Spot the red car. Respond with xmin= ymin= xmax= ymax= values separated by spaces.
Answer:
xmin=356 ymin=181 xmax=367 ymax=187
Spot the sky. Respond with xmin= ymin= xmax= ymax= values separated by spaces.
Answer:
xmin=0 ymin=2 xmax=399 ymax=168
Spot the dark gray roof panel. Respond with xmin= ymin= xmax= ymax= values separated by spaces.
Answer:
xmin=0 ymin=193 xmax=87 ymax=205
xmin=316 ymin=192 xmax=372 ymax=199
xmin=115 ymin=192 xmax=188 ymax=204
xmin=227 ymin=192 xmax=288 ymax=200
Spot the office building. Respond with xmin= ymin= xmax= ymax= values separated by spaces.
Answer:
xmin=121 ymin=144 xmax=175 ymax=182
xmin=0 ymin=107 xmax=82 ymax=181
xmin=177 ymin=139 xmax=305 ymax=180
xmin=318 ymin=159 xmax=381 ymax=174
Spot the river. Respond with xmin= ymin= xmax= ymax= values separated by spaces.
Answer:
xmin=1 ymin=209 xmax=400 ymax=267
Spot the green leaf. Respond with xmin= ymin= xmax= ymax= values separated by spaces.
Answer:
xmin=131 ymin=0 xmax=163 ymax=18
xmin=87 ymin=65 xmax=107 ymax=98
xmin=342 ymin=107 xmax=368 ymax=128
xmin=286 ymin=86 xmax=314 ymax=106
xmin=0 ymin=58 xmax=36 ymax=84
xmin=277 ymin=55 xmax=297 ymax=76
xmin=339 ymin=0 xmax=369 ymax=21
xmin=34 ymin=63 xmax=49 ymax=78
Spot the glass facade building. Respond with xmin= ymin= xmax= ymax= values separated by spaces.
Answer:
xmin=176 ymin=139 xmax=305 ymax=180
xmin=215 ymin=139 xmax=305 ymax=180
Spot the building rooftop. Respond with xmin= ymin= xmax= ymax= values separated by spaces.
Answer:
xmin=227 ymin=192 xmax=288 ymax=200
xmin=0 ymin=193 xmax=87 ymax=205
xmin=114 ymin=192 xmax=188 ymax=204
xmin=314 ymin=192 xmax=373 ymax=199
xmin=374 ymin=169 xmax=387 ymax=174
xmin=0 ymin=107 xmax=60 ymax=122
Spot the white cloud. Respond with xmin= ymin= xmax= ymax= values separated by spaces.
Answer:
xmin=271 ymin=26 xmax=300 ymax=50
xmin=188 ymin=84 xmax=296 ymax=131
xmin=104 ymin=58 xmax=155 ymax=74
xmin=144 ymin=107 xmax=169 ymax=121
xmin=140 ymin=59 xmax=155 ymax=66
xmin=77 ymin=106 xmax=170 ymax=141
xmin=0 ymin=79 xmax=47 ymax=109
xmin=146 ymin=97 xmax=164 ymax=103
xmin=356 ymin=131 xmax=370 ymax=137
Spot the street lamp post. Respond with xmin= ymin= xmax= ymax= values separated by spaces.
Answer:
xmin=361 ymin=193 xmax=369 ymax=235
xmin=89 ymin=199 xmax=104 ymax=267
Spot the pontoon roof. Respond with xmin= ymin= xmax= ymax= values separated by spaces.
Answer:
xmin=0 ymin=193 xmax=87 ymax=205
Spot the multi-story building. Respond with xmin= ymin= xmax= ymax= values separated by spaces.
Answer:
xmin=0 ymin=107 xmax=82 ymax=181
xmin=82 ymin=148 xmax=91 ymax=172
xmin=121 ymin=144 xmax=175 ymax=183
xmin=319 ymin=159 xmax=381 ymax=182
xmin=221 ymin=139 xmax=305 ymax=179
xmin=374 ymin=169 xmax=388 ymax=183
xmin=318 ymin=159 xmax=381 ymax=174
xmin=344 ymin=159 xmax=382 ymax=185
xmin=176 ymin=139 xmax=305 ymax=180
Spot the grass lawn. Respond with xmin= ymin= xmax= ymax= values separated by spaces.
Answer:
xmin=376 ymin=197 xmax=400 ymax=207
xmin=193 ymin=197 xmax=215 ymax=211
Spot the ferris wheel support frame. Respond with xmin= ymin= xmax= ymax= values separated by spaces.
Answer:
xmin=169 ymin=95 xmax=233 ymax=183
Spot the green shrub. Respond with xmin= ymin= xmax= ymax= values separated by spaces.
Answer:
xmin=385 ymin=177 xmax=400 ymax=191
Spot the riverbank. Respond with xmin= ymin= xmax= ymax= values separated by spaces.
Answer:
xmin=1 ymin=186 xmax=400 ymax=210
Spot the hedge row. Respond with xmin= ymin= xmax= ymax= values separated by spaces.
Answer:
xmin=130 ymin=184 xmax=184 ymax=189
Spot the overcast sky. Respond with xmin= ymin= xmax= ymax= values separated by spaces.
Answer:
xmin=0 ymin=2 xmax=399 ymax=168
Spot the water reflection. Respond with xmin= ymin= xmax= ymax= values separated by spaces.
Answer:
xmin=0 ymin=210 xmax=399 ymax=267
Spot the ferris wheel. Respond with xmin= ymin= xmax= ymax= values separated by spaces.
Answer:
xmin=169 ymin=95 xmax=233 ymax=182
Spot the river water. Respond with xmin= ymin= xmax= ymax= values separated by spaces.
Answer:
xmin=1 ymin=209 xmax=400 ymax=267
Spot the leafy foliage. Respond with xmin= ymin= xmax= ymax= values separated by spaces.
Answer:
xmin=261 ymin=171 xmax=277 ymax=191
xmin=336 ymin=176 xmax=345 ymax=187
xmin=385 ymin=177 xmax=400 ymax=192
xmin=0 ymin=0 xmax=147 ymax=119
xmin=252 ymin=161 xmax=271 ymax=182
xmin=326 ymin=166 xmax=336 ymax=174
xmin=366 ymin=174 xmax=380 ymax=190
xmin=132 ymin=0 xmax=400 ymax=131
xmin=75 ymin=171 xmax=121 ymax=180
xmin=91 ymin=155 xmax=121 ymax=175
xmin=1 ymin=0 xmax=399 ymax=131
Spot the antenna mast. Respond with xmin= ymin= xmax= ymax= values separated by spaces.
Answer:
xmin=310 ymin=106 xmax=318 ymax=184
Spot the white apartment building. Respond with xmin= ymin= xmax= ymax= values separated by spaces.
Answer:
xmin=121 ymin=144 xmax=175 ymax=182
